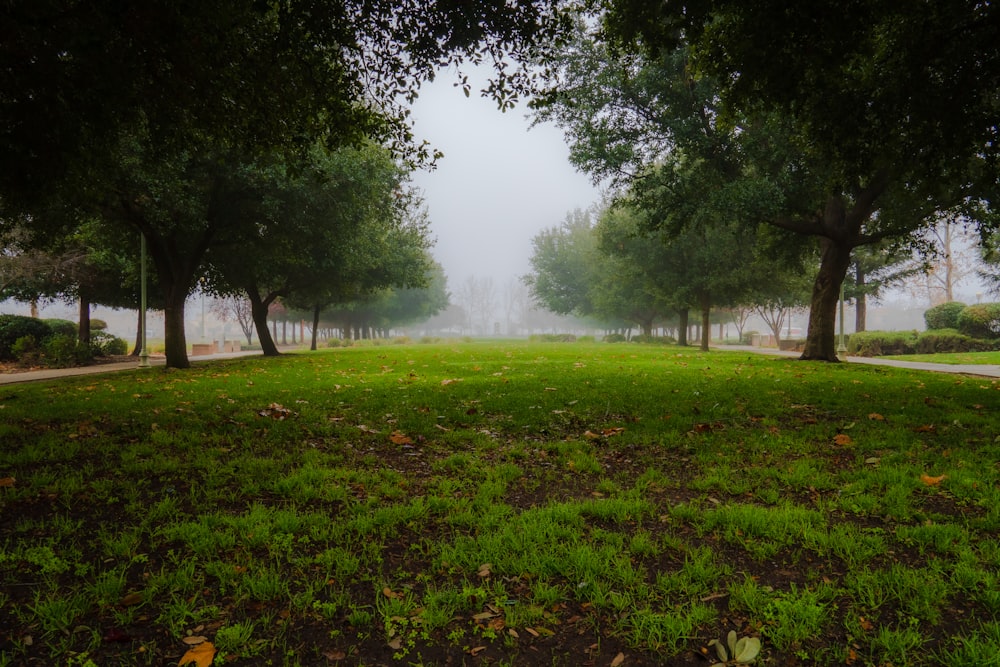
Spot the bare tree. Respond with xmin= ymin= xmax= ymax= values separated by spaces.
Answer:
xmin=903 ymin=220 xmax=981 ymax=306
xmin=456 ymin=276 xmax=499 ymax=335
xmin=211 ymin=295 xmax=254 ymax=345
xmin=503 ymin=279 xmax=529 ymax=336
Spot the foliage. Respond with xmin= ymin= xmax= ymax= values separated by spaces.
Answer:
xmin=527 ymin=333 xmax=577 ymax=342
xmin=90 ymin=332 xmax=128 ymax=356
xmin=847 ymin=331 xmax=918 ymax=357
xmin=956 ymin=303 xmax=1000 ymax=340
xmin=0 ymin=314 xmax=53 ymax=360
xmin=924 ymin=302 xmax=968 ymax=331
xmin=41 ymin=334 xmax=92 ymax=367
xmin=709 ymin=630 xmax=761 ymax=666
xmin=42 ymin=319 xmax=77 ymax=338
xmin=914 ymin=329 xmax=998 ymax=355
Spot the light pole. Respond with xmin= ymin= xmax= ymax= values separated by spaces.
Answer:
xmin=138 ymin=233 xmax=150 ymax=368
xmin=837 ymin=283 xmax=848 ymax=357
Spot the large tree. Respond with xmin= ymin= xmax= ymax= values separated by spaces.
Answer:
xmin=597 ymin=0 xmax=1000 ymax=359
xmin=0 ymin=0 xmax=573 ymax=213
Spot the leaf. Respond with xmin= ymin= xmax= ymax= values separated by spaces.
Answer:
xmin=867 ymin=413 xmax=885 ymax=421
xmin=467 ymin=646 xmax=487 ymax=656
xmin=322 ymin=650 xmax=346 ymax=660
xmin=441 ymin=378 xmax=461 ymax=386
xmin=915 ymin=424 xmax=936 ymax=433
xmin=602 ymin=427 xmax=626 ymax=437
xmin=920 ymin=473 xmax=947 ymax=486
xmin=833 ymin=434 xmax=853 ymax=446
xmin=477 ymin=563 xmax=492 ymax=578
xmin=0 ymin=477 xmax=14 ymax=487
xmin=389 ymin=431 xmax=413 ymax=445
xmin=611 ymin=652 xmax=626 ymax=666
xmin=119 ymin=592 xmax=143 ymax=606
xmin=524 ymin=626 xmax=540 ymax=636
xmin=387 ymin=637 xmax=403 ymax=650
xmin=178 ymin=641 xmax=216 ymax=667
xmin=583 ymin=430 xmax=601 ymax=440
xmin=382 ymin=587 xmax=401 ymax=599
xmin=733 ymin=636 xmax=761 ymax=662
xmin=182 ymin=636 xmax=208 ymax=645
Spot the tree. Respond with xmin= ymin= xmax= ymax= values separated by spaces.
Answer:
xmin=0 ymin=1 xmax=573 ymax=214
xmin=900 ymin=220 xmax=981 ymax=308
xmin=598 ymin=0 xmax=1000 ymax=360
xmin=524 ymin=209 xmax=601 ymax=317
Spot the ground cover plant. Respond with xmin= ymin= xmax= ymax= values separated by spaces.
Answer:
xmin=1 ymin=341 xmax=998 ymax=666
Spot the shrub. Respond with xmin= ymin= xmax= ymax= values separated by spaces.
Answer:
xmin=42 ymin=334 xmax=92 ymax=367
xmin=0 ymin=315 xmax=53 ymax=360
xmin=577 ymin=335 xmax=595 ymax=343
xmin=529 ymin=333 xmax=577 ymax=343
xmin=956 ymin=303 xmax=1000 ymax=340
xmin=91 ymin=331 xmax=128 ymax=356
xmin=11 ymin=335 xmax=42 ymax=366
xmin=915 ymin=329 xmax=997 ymax=354
xmin=741 ymin=331 xmax=759 ymax=345
xmin=89 ymin=318 xmax=108 ymax=331
xmin=326 ymin=338 xmax=343 ymax=348
xmin=43 ymin=318 xmax=77 ymax=337
xmin=631 ymin=334 xmax=677 ymax=345
xmin=846 ymin=330 xmax=918 ymax=357
xmin=923 ymin=302 xmax=967 ymax=330
xmin=603 ymin=333 xmax=627 ymax=343
xmin=419 ymin=336 xmax=441 ymax=344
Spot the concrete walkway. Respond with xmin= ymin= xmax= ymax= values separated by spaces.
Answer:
xmin=0 ymin=349 xmax=272 ymax=386
xmin=2 ymin=345 xmax=998 ymax=385
xmin=719 ymin=344 xmax=1000 ymax=378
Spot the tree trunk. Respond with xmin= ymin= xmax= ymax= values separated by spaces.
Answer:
xmin=640 ymin=319 xmax=653 ymax=337
xmin=131 ymin=310 xmax=142 ymax=356
xmin=248 ymin=291 xmax=280 ymax=356
xmin=78 ymin=297 xmax=91 ymax=346
xmin=162 ymin=292 xmax=190 ymax=368
xmin=801 ymin=237 xmax=853 ymax=361
xmin=699 ymin=297 xmax=711 ymax=352
xmin=311 ymin=305 xmax=320 ymax=351
xmin=676 ymin=308 xmax=689 ymax=346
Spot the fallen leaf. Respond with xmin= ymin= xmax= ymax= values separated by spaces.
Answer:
xmin=120 ymin=592 xmax=143 ymax=606
xmin=602 ymin=427 xmax=625 ymax=436
xmin=322 ymin=649 xmax=347 ymax=660
xmin=382 ymin=587 xmax=401 ymax=599
xmin=915 ymin=424 xmax=936 ymax=433
xmin=611 ymin=652 xmax=626 ymax=667
xmin=389 ymin=431 xmax=413 ymax=445
xmin=441 ymin=378 xmax=461 ymax=386
xmin=178 ymin=641 xmax=216 ymax=667
xmin=182 ymin=636 xmax=208 ymax=645
xmin=467 ymin=646 xmax=487 ymax=656
xmin=0 ymin=477 xmax=14 ymax=487
xmin=867 ymin=413 xmax=885 ymax=421
xmin=508 ymin=628 xmax=519 ymax=638
xmin=387 ymin=637 xmax=403 ymax=650
xmin=583 ymin=430 xmax=601 ymax=440
xmin=472 ymin=611 xmax=498 ymax=621
xmin=524 ymin=627 xmax=540 ymax=637
xmin=477 ymin=563 xmax=492 ymax=578
xmin=920 ymin=473 xmax=947 ymax=486
xmin=833 ymin=434 xmax=854 ymax=446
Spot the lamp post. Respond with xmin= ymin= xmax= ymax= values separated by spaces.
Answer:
xmin=138 ymin=233 xmax=150 ymax=368
xmin=837 ymin=283 xmax=848 ymax=357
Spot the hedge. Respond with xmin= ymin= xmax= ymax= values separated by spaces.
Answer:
xmin=956 ymin=303 xmax=1000 ymax=340
xmin=923 ymin=301 xmax=966 ymax=330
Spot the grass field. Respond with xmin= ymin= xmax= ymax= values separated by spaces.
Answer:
xmin=1 ymin=341 xmax=998 ymax=666
xmin=881 ymin=350 xmax=1000 ymax=365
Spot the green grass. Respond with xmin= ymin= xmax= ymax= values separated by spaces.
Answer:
xmin=0 ymin=340 xmax=998 ymax=665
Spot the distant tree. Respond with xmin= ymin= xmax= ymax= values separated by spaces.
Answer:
xmin=211 ymin=295 xmax=254 ymax=346
xmin=524 ymin=209 xmax=600 ymax=318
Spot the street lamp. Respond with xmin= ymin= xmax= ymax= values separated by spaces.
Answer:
xmin=138 ymin=233 xmax=150 ymax=368
xmin=837 ymin=283 xmax=848 ymax=357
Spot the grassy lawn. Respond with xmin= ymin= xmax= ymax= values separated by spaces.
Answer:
xmin=1 ymin=341 xmax=998 ymax=666
xmin=881 ymin=350 xmax=1000 ymax=366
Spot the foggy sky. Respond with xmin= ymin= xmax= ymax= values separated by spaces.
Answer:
xmin=408 ymin=69 xmax=601 ymax=291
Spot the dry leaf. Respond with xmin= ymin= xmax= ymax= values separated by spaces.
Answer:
xmin=382 ymin=587 xmax=401 ymax=599
xmin=323 ymin=650 xmax=347 ymax=660
xmin=467 ymin=646 xmax=487 ymax=656
xmin=524 ymin=627 xmax=540 ymax=637
xmin=583 ymin=430 xmax=601 ymax=440
xmin=920 ymin=473 xmax=947 ymax=486
xmin=178 ymin=641 xmax=216 ymax=667
xmin=120 ymin=592 xmax=143 ymax=607
xmin=182 ymin=636 xmax=208 ymax=645
xmin=508 ymin=628 xmax=519 ymax=638
xmin=0 ymin=477 xmax=15 ymax=488
xmin=389 ymin=431 xmax=413 ymax=445
xmin=441 ymin=378 xmax=461 ymax=386
xmin=387 ymin=637 xmax=403 ymax=650
xmin=867 ymin=413 xmax=885 ymax=421
xmin=602 ymin=427 xmax=626 ymax=436
xmin=915 ymin=424 xmax=936 ymax=433
xmin=611 ymin=653 xmax=626 ymax=667
xmin=833 ymin=434 xmax=854 ymax=446
xmin=477 ymin=563 xmax=492 ymax=578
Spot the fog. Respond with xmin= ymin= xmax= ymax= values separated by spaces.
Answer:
xmin=408 ymin=68 xmax=601 ymax=289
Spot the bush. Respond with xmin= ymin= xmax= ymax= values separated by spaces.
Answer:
xmin=11 ymin=335 xmax=42 ymax=366
xmin=90 ymin=331 xmax=128 ymax=356
xmin=577 ymin=335 xmax=595 ymax=343
xmin=923 ymin=302 xmax=967 ymax=330
xmin=603 ymin=333 xmax=627 ymax=343
xmin=42 ymin=333 xmax=92 ymax=367
xmin=528 ymin=333 xmax=577 ymax=343
xmin=631 ymin=334 xmax=677 ymax=345
xmin=0 ymin=315 xmax=53 ymax=360
xmin=914 ymin=328 xmax=996 ymax=354
xmin=741 ymin=331 xmax=759 ymax=345
xmin=846 ymin=330 xmax=918 ymax=357
xmin=89 ymin=318 xmax=107 ymax=331
xmin=418 ymin=336 xmax=441 ymax=344
xmin=43 ymin=318 xmax=77 ymax=337
xmin=956 ymin=303 xmax=1000 ymax=340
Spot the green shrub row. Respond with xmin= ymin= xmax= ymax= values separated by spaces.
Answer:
xmin=0 ymin=314 xmax=128 ymax=366
xmin=924 ymin=301 xmax=1000 ymax=339
xmin=848 ymin=328 xmax=1000 ymax=357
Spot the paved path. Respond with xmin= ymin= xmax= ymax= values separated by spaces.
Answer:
xmin=718 ymin=345 xmax=1000 ymax=378
xmin=2 ymin=345 xmax=998 ymax=385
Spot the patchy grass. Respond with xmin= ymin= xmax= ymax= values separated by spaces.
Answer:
xmin=1 ymin=341 xmax=998 ymax=666
xmin=881 ymin=350 xmax=1000 ymax=365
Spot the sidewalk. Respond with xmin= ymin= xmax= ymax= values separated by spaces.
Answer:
xmin=0 ymin=349 xmax=268 ymax=386
xmin=719 ymin=344 xmax=1000 ymax=378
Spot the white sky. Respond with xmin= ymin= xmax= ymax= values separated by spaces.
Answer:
xmin=408 ymin=69 xmax=601 ymax=290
